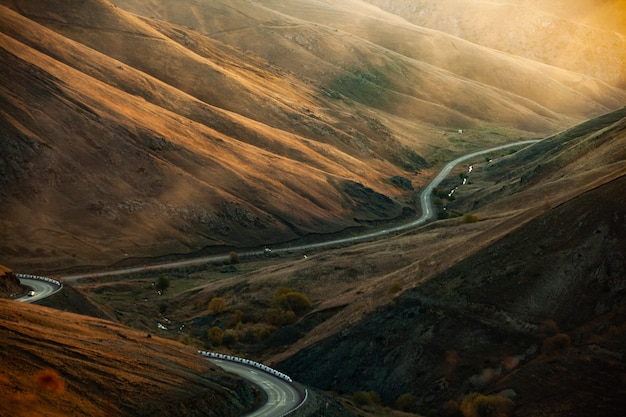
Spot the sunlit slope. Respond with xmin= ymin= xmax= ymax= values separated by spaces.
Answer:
xmin=0 ymin=299 xmax=258 ymax=417
xmin=366 ymin=0 xmax=626 ymax=89
xmin=2 ymin=0 xmax=625 ymax=270
xmin=0 ymin=5 xmax=410 ymax=269
xmin=111 ymin=0 xmax=626 ymax=133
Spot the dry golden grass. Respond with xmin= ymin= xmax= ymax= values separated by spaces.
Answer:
xmin=0 ymin=299 xmax=258 ymax=417
xmin=1 ymin=0 xmax=624 ymax=273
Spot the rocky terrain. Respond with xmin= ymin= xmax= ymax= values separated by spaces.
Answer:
xmin=0 ymin=264 xmax=24 ymax=297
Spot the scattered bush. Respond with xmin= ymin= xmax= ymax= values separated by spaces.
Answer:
xmin=395 ymin=392 xmax=419 ymax=412
xmin=538 ymin=319 xmax=559 ymax=338
xmin=155 ymin=275 xmax=170 ymax=292
xmin=229 ymin=251 xmax=240 ymax=264
xmin=208 ymin=297 xmax=227 ymax=314
xmin=254 ymin=326 xmax=275 ymax=342
xmin=222 ymin=329 xmax=238 ymax=346
xmin=34 ymin=369 xmax=65 ymax=394
xmin=387 ymin=281 xmax=402 ymax=295
xmin=442 ymin=399 xmax=461 ymax=416
xmin=265 ymin=308 xmax=297 ymax=326
xmin=460 ymin=393 xmax=514 ymax=417
xmin=207 ymin=326 xmax=224 ymax=346
xmin=229 ymin=309 xmax=244 ymax=327
xmin=272 ymin=287 xmax=311 ymax=315
xmin=542 ymin=333 xmax=571 ymax=356
xmin=178 ymin=333 xmax=191 ymax=345
xmin=462 ymin=214 xmax=479 ymax=224
xmin=352 ymin=390 xmax=381 ymax=407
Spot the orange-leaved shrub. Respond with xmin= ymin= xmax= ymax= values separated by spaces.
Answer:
xmin=208 ymin=297 xmax=227 ymax=314
xmin=272 ymin=287 xmax=311 ymax=315
xmin=460 ymin=392 xmax=513 ymax=417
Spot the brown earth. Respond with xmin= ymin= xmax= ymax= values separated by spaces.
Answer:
xmin=2 ymin=1 xmax=626 ymax=416
xmin=67 ymin=108 xmax=626 ymax=416
xmin=0 ymin=264 xmax=24 ymax=297
xmin=2 ymin=0 xmax=625 ymax=272
xmin=0 ymin=299 xmax=263 ymax=417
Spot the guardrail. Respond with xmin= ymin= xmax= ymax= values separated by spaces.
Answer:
xmin=199 ymin=350 xmax=293 ymax=382
xmin=16 ymin=273 xmax=63 ymax=288
xmin=199 ymin=351 xmax=308 ymax=416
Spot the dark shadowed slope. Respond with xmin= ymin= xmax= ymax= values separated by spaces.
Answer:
xmin=277 ymin=110 xmax=626 ymax=416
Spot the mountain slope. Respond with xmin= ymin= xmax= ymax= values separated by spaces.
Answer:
xmin=0 ymin=299 xmax=261 ymax=417
xmin=0 ymin=3 xmax=412 ymax=269
xmin=113 ymin=0 xmax=626 ymax=126
xmin=276 ymin=109 xmax=626 ymax=416
xmin=1 ymin=0 xmax=625 ymax=271
xmin=365 ymin=0 xmax=626 ymax=88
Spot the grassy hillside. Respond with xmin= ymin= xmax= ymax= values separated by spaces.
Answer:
xmin=275 ymin=109 xmax=626 ymax=416
xmin=1 ymin=0 xmax=624 ymax=273
xmin=69 ymin=108 xmax=626 ymax=416
xmin=366 ymin=0 xmax=626 ymax=88
xmin=0 ymin=299 xmax=261 ymax=417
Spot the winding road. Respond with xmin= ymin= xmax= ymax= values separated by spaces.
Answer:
xmin=62 ymin=139 xmax=540 ymax=282
xmin=16 ymin=139 xmax=540 ymax=417
xmin=15 ymin=276 xmax=62 ymax=303
xmin=209 ymin=359 xmax=302 ymax=417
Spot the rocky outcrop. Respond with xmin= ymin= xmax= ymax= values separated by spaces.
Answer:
xmin=0 ymin=265 xmax=24 ymax=297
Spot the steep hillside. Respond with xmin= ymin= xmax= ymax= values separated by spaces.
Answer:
xmin=276 ymin=112 xmax=626 ymax=415
xmin=0 ymin=299 xmax=261 ymax=417
xmin=0 ymin=264 xmax=24 ymax=297
xmin=450 ymin=106 xmax=626 ymax=217
xmin=0 ymin=1 xmax=414 ymax=270
xmin=366 ymin=0 xmax=626 ymax=88
xmin=113 ymin=0 xmax=626 ymax=124
xmin=2 ymin=0 xmax=625 ymax=273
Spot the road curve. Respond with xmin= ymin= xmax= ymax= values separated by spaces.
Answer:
xmin=209 ymin=359 xmax=302 ymax=417
xmin=21 ymin=140 xmax=539 ymax=417
xmin=62 ymin=140 xmax=540 ymax=282
xmin=281 ymin=140 xmax=540 ymax=251
xmin=15 ymin=277 xmax=62 ymax=303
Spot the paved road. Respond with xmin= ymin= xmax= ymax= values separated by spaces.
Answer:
xmin=209 ymin=359 xmax=302 ymax=417
xmin=249 ymin=140 xmax=540 ymax=251
xmin=15 ymin=278 xmax=62 ymax=303
xmin=62 ymin=140 xmax=540 ymax=282
xmin=19 ymin=139 xmax=539 ymax=417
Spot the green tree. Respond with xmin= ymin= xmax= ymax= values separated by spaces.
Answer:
xmin=156 ymin=275 xmax=170 ymax=292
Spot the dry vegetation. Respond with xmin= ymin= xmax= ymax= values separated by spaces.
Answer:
xmin=64 ymin=109 xmax=626 ymax=416
xmin=1 ymin=1 xmax=626 ymax=416
xmin=2 ymin=0 xmax=625 ymax=271
xmin=0 ymin=299 xmax=262 ymax=417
